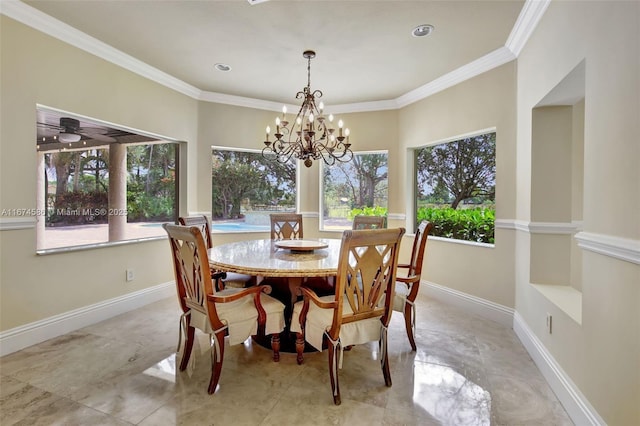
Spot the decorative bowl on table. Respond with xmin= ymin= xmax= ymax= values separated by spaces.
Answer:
xmin=274 ymin=239 xmax=329 ymax=253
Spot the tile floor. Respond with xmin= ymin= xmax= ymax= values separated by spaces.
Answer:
xmin=0 ymin=294 xmax=573 ymax=425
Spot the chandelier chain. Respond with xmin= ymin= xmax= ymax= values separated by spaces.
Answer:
xmin=262 ymin=50 xmax=353 ymax=168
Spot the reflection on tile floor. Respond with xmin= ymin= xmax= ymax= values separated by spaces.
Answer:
xmin=0 ymin=294 xmax=573 ymax=425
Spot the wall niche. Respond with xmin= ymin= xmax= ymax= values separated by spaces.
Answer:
xmin=529 ymin=61 xmax=585 ymax=324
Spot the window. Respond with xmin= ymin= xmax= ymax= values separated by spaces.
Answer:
xmin=211 ymin=148 xmax=297 ymax=232
xmin=321 ymin=151 xmax=388 ymax=231
xmin=37 ymin=110 xmax=178 ymax=251
xmin=415 ymin=131 xmax=495 ymax=244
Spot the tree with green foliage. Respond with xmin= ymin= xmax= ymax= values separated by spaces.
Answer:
xmin=328 ymin=153 xmax=388 ymax=208
xmin=126 ymin=144 xmax=176 ymax=221
xmin=211 ymin=150 xmax=296 ymax=219
xmin=416 ymin=133 xmax=495 ymax=209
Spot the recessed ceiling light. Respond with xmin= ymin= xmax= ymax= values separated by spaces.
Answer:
xmin=412 ymin=24 xmax=434 ymax=38
xmin=214 ymin=63 xmax=231 ymax=72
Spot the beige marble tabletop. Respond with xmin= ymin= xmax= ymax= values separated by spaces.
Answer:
xmin=208 ymin=238 xmax=341 ymax=278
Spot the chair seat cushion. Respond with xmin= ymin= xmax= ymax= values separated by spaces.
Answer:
xmin=291 ymin=295 xmax=383 ymax=351
xmin=189 ymin=289 xmax=285 ymax=346
xmin=259 ymin=293 xmax=287 ymax=337
xmin=223 ymin=272 xmax=255 ymax=288
xmin=393 ymin=281 xmax=410 ymax=312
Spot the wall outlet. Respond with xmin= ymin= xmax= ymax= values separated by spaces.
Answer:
xmin=126 ymin=269 xmax=135 ymax=282
xmin=546 ymin=313 xmax=553 ymax=334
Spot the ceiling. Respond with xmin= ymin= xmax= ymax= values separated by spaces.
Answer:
xmin=20 ymin=0 xmax=527 ymax=107
xmin=36 ymin=109 xmax=156 ymax=151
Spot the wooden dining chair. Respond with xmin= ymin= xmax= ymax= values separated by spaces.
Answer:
xmin=352 ymin=215 xmax=386 ymax=230
xmin=291 ymin=227 xmax=405 ymax=405
xmin=179 ymin=215 xmax=256 ymax=288
xmin=163 ymin=223 xmax=286 ymax=394
xmin=270 ymin=213 xmax=303 ymax=240
xmin=393 ymin=220 xmax=433 ymax=350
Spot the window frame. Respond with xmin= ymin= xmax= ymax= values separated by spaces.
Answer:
xmin=35 ymin=106 xmax=181 ymax=254
xmin=210 ymin=145 xmax=299 ymax=234
xmin=412 ymin=128 xmax=496 ymax=245
xmin=319 ymin=149 xmax=389 ymax=232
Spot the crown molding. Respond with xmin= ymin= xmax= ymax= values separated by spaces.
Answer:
xmin=199 ymin=91 xmax=298 ymax=113
xmin=0 ymin=0 xmax=202 ymax=99
xmin=506 ymin=0 xmax=551 ymax=57
xmin=329 ymin=99 xmax=401 ymax=114
xmin=395 ymin=46 xmax=516 ymax=109
xmin=1 ymin=0 xmax=546 ymax=113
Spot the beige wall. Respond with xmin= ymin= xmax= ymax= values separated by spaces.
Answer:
xmin=197 ymin=103 xmax=400 ymax=243
xmin=515 ymin=1 xmax=639 ymax=424
xmin=0 ymin=17 xmax=198 ymax=329
xmin=2 ymin=3 xmax=639 ymax=423
xmin=397 ymin=62 xmax=517 ymax=308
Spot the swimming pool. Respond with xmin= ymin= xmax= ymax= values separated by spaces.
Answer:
xmin=211 ymin=222 xmax=270 ymax=232
xmin=140 ymin=221 xmax=270 ymax=232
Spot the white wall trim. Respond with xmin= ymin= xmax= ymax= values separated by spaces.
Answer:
xmin=395 ymin=47 xmax=516 ymax=108
xmin=387 ymin=212 xmax=406 ymax=221
xmin=300 ymin=211 xmax=319 ymax=218
xmin=199 ymin=91 xmax=297 ymax=113
xmin=0 ymin=281 xmax=174 ymax=356
xmin=495 ymin=218 xmax=529 ymax=232
xmin=0 ymin=217 xmax=37 ymax=230
xmin=529 ymin=221 xmax=578 ymax=234
xmin=423 ymin=280 xmax=514 ymax=327
xmin=497 ymin=219 xmax=527 ymax=231
xmin=505 ymin=0 xmax=551 ymax=56
xmin=575 ymin=232 xmax=640 ymax=265
xmin=497 ymin=219 xmax=583 ymax=235
xmin=513 ymin=312 xmax=606 ymax=426
xmin=0 ymin=0 xmax=543 ymax=114
xmin=0 ymin=0 xmax=202 ymax=100
xmin=421 ymin=281 xmax=605 ymax=425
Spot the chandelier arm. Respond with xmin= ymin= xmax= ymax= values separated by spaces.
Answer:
xmin=261 ymin=50 xmax=353 ymax=168
xmin=263 ymin=144 xmax=296 ymax=165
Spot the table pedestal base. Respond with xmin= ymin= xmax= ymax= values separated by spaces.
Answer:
xmin=253 ymin=275 xmax=333 ymax=354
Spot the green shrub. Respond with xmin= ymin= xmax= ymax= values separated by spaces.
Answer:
xmin=127 ymin=191 xmax=174 ymax=221
xmin=347 ymin=206 xmax=388 ymax=220
xmin=417 ymin=206 xmax=494 ymax=244
xmin=49 ymin=191 xmax=108 ymax=225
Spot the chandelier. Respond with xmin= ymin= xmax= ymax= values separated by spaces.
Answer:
xmin=262 ymin=50 xmax=353 ymax=168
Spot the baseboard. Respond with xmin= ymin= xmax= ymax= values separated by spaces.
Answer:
xmin=513 ymin=312 xmax=605 ymax=426
xmin=423 ymin=281 xmax=604 ymax=425
xmin=0 ymin=281 xmax=174 ymax=357
xmin=423 ymin=280 xmax=514 ymax=327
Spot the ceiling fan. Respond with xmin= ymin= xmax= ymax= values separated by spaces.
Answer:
xmin=38 ymin=117 xmax=117 ymax=143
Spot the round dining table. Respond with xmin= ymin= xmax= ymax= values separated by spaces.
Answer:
xmin=208 ymin=238 xmax=341 ymax=353
xmin=208 ymin=238 xmax=341 ymax=278
xmin=208 ymin=237 xmax=341 ymax=306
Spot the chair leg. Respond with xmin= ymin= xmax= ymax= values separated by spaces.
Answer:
xmin=179 ymin=325 xmax=195 ymax=371
xmin=271 ymin=334 xmax=280 ymax=362
xmin=208 ymin=331 xmax=225 ymax=394
xmin=295 ymin=332 xmax=305 ymax=365
xmin=328 ymin=342 xmax=341 ymax=405
xmin=381 ymin=328 xmax=392 ymax=387
xmin=403 ymin=302 xmax=417 ymax=351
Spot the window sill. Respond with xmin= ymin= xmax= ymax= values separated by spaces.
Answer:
xmin=36 ymin=235 xmax=166 ymax=255
xmin=430 ymin=235 xmax=495 ymax=249
xmin=531 ymin=283 xmax=582 ymax=325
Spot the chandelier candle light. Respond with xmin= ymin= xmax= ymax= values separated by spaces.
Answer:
xmin=262 ymin=50 xmax=353 ymax=168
